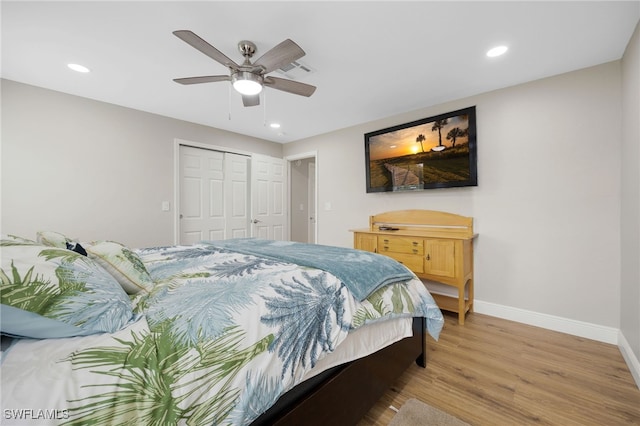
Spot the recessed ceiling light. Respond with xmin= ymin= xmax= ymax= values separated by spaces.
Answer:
xmin=486 ymin=46 xmax=508 ymax=58
xmin=270 ymin=123 xmax=281 ymax=129
xmin=67 ymin=63 xmax=90 ymax=73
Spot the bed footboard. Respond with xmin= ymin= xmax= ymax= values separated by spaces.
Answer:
xmin=252 ymin=317 xmax=426 ymax=426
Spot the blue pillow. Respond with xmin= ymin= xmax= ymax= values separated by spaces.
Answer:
xmin=0 ymin=239 xmax=136 ymax=339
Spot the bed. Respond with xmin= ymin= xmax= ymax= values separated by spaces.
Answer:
xmin=0 ymin=233 xmax=443 ymax=425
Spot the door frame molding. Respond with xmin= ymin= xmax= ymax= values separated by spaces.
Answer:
xmin=285 ymin=151 xmax=318 ymax=244
xmin=307 ymin=161 xmax=316 ymax=244
xmin=173 ymin=138 xmax=251 ymax=244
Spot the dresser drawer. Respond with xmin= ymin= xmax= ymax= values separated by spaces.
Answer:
xmin=378 ymin=236 xmax=424 ymax=255
xmin=383 ymin=252 xmax=424 ymax=273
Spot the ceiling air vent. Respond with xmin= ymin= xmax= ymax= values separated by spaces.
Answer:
xmin=275 ymin=60 xmax=315 ymax=80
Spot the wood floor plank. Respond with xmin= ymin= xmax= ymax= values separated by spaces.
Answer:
xmin=357 ymin=312 xmax=640 ymax=425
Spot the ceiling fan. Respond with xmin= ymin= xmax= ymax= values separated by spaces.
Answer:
xmin=173 ymin=30 xmax=316 ymax=107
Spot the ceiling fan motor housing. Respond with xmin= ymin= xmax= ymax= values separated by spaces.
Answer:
xmin=237 ymin=40 xmax=257 ymax=58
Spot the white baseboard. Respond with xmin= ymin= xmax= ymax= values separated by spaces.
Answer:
xmin=618 ymin=331 xmax=640 ymax=389
xmin=474 ymin=300 xmax=618 ymax=344
xmin=474 ymin=300 xmax=640 ymax=390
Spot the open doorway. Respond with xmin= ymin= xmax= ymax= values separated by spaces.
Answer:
xmin=286 ymin=152 xmax=317 ymax=244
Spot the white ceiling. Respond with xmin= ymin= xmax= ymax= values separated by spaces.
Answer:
xmin=2 ymin=1 xmax=638 ymax=143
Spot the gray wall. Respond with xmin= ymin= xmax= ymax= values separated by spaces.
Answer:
xmin=620 ymin=21 xmax=640 ymax=378
xmin=284 ymin=61 xmax=623 ymax=331
xmin=1 ymin=80 xmax=283 ymax=248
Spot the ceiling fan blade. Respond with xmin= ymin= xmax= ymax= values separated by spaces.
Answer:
xmin=242 ymin=94 xmax=260 ymax=107
xmin=264 ymin=76 xmax=316 ymax=97
xmin=173 ymin=30 xmax=240 ymax=70
xmin=173 ymin=75 xmax=230 ymax=85
xmin=253 ymin=39 xmax=305 ymax=74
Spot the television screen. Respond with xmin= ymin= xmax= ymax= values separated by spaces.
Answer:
xmin=364 ymin=106 xmax=477 ymax=193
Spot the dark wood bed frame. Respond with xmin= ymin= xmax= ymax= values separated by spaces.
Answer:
xmin=252 ymin=317 xmax=426 ymax=425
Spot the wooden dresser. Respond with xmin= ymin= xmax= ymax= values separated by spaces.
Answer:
xmin=350 ymin=210 xmax=476 ymax=324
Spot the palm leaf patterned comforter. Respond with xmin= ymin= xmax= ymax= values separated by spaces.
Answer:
xmin=1 ymin=242 xmax=443 ymax=425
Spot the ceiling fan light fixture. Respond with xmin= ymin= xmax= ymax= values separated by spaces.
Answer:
xmin=232 ymin=71 xmax=263 ymax=95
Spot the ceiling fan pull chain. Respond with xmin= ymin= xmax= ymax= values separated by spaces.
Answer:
xmin=263 ymin=90 xmax=267 ymax=127
xmin=228 ymin=84 xmax=232 ymax=121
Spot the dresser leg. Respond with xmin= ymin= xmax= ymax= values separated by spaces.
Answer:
xmin=458 ymin=286 xmax=465 ymax=325
xmin=468 ymin=278 xmax=474 ymax=313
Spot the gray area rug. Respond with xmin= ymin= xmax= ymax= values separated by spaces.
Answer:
xmin=388 ymin=399 xmax=470 ymax=426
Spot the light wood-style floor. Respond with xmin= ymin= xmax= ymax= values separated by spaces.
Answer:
xmin=358 ymin=312 xmax=640 ymax=426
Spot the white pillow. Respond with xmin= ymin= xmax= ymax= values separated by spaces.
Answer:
xmin=87 ymin=241 xmax=154 ymax=294
xmin=36 ymin=230 xmax=72 ymax=248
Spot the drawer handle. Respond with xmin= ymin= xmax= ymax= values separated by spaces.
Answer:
xmin=412 ymin=249 xmax=418 ymax=253
xmin=412 ymin=241 xmax=418 ymax=246
xmin=383 ymin=246 xmax=389 ymax=250
xmin=426 ymin=254 xmax=430 ymax=261
xmin=383 ymin=239 xmax=389 ymax=243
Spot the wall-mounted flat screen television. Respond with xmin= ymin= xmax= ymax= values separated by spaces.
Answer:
xmin=364 ymin=106 xmax=477 ymax=193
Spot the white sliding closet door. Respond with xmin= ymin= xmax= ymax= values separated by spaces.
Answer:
xmin=179 ymin=145 xmax=249 ymax=245
xmin=251 ymin=154 xmax=287 ymax=240
xmin=225 ymin=152 xmax=250 ymax=239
